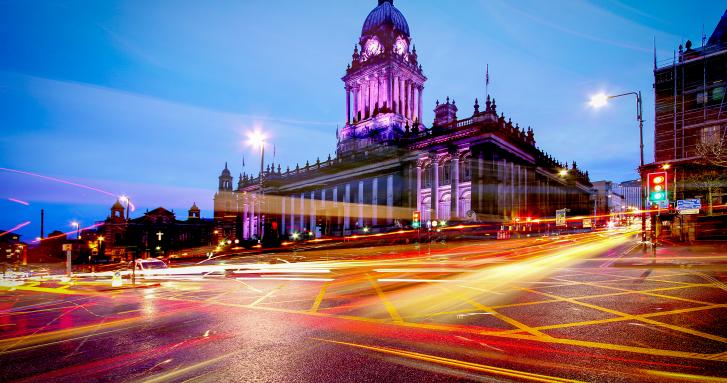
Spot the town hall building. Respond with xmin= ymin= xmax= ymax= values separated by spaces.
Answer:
xmin=214 ymin=0 xmax=593 ymax=240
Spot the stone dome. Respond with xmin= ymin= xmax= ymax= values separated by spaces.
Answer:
xmin=361 ymin=0 xmax=410 ymax=38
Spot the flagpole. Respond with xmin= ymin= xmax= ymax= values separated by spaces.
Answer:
xmin=485 ymin=64 xmax=490 ymax=99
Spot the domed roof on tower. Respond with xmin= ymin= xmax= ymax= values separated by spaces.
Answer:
xmin=111 ymin=199 xmax=125 ymax=210
xmin=220 ymin=162 xmax=231 ymax=177
xmin=189 ymin=202 xmax=200 ymax=212
xmin=362 ymin=0 xmax=410 ymax=38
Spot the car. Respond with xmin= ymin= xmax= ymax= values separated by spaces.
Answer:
xmin=127 ymin=258 xmax=169 ymax=277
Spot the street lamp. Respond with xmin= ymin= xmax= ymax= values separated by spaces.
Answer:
xmin=590 ymin=91 xmax=646 ymax=243
xmin=558 ymin=169 xmax=569 ymax=177
xmin=71 ymin=221 xmax=80 ymax=239
xmin=247 ymin=130 xmax=266 ymax=241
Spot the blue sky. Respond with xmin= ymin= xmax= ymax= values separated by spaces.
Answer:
xmin=1 ymin=0 xmax=725 ymax=239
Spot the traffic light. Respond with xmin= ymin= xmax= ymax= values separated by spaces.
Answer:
xmin=647 ymin=171 xmax=668 ymax=203
xmin=412 ymin=210 xmax=421 ymax=229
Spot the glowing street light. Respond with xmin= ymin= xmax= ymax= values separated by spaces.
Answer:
xmin=559 ymin=169 xmax=569 ymax=177
xmin=589 ymin=93 xmax=609 ymax=108
xmin=246 ymin=130 xmax=267 ymax=240
xmin=71 ymin=221 xmax=80 ymax=239
xmin=119 ymin=195 xmax=132 ymax=220
xmin=589 ymin=90 xmax=646 ymax=243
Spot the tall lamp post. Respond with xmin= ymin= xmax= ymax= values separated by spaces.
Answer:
xmin=71 ymin=221 xmax=80 ymax=239
xmin=119 ymin=195 xmax=132 ymax=221
xmin=247 ymin=131 xmax=266 ymax=241
xmin=590 ymin=91 xmax=646 ymax=243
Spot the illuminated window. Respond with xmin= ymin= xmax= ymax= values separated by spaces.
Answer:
xmin=696 ymin=91 xmax=706 ymax=105
xmin=712 ymin=86 xmax=725 ymax=102
xmin=440 ymin=161 xmax=451 ymax=185
xmin=461 ymin=159 xmax=471 ymax=182
xmin=701 ymin=125 xmax=721 ymax=144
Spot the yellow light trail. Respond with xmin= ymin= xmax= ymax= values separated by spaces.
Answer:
xmin=312 ymin=338 xmax=585 ymax=383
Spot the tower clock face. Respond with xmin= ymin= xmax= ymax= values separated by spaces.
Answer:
xmin=394 ymin=37 xmax=408 ymax=56
xmin=365 ymin=38 xmax=382 ymax=57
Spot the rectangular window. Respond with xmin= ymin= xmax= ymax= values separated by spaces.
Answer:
xmin=701 ymin=125 xmax=720 ymax=144
xmin=696 ymin=91 xmax=706 ymax=104
xmin=711 ymin=86 xmax=725 ymax=102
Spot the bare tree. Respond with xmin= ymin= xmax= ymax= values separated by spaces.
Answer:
xmin=695 ymin=127 xmax=727 ymax=168
xmin=684 ymin=168 xmax=726 ymax=215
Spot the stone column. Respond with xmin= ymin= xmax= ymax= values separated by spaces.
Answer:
xmin=386 ymin=174 xmax=394 ymax=224
xmin=300 ymin=192 xmax=305 ymax=231
xmin=431 ymin=156 xmax=439 ymax=220
xmin=281 ymin=196 xmax=286 ymax=235
xmin=243 ymin=201 xmax=249 ymax=239
xmin=353 ymin=86 xmax=359 ymax=121
xmin=289 ymin=195 xmax=295 ymax=232
xmin=358 ymin=180 xmax=364 ymax=228
xmin=372 ymin=177 xmax=378 ymax=226
xmin=392 ymin=75 xmax=398 ymax=113
xmin=375 ymin=77 xmax=381 ymax=112
xmin=413 ymin=86 xmax=418 ymax=122
xmin=387 ymin=72 xmax=393 ymax=110
xmin=403 ymin=80 xmax=410 ymax=119
xmin=346 ymin=87 xmax=351 ymax=124
xmin=452 ymin=155 xmax=460 ymax=218
xmin=249 ymin=198 xmax=255 ymax=237
xmin=417 ymin=86 xmax=423 ymax=123
xmin=416 ymin=163 xmax=422 ymax=213
xmin=310 ymin=191 xmax=316 ymax=236
xmin=321 ymin=189 xmax=327 ymax=235
xmin=399 ymin=78 xmax=405 ymax=115
xmin=344 ymin=183 xmax=351 ymax=231
xmin=409 ymin=83 xmax=414 ymax=120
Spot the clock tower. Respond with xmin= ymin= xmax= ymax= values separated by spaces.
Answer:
xmin=338 ymin=0 xmax=426 ymax=155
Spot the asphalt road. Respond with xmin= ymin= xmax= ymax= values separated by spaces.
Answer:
xmin=1 ymin=227 xmax=726 ymax=382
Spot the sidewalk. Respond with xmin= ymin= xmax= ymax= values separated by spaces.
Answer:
xmin=658 ymin=239 xmax=727 ymax=257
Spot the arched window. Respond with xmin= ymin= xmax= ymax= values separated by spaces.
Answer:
xmin=440 ymin=161 xmax=451 ymax=185
xmin=421 ymin=196 xmax=431 ymax=222
xmin=459 ymin=190 xmax=471 ymax=218
xmin=438 ymin=193 xmax=451 ymax=220
xmin=461 ymin=158 xmax=472 ymax=182
xmin=423 ymin=166 xmax=433 ymax=188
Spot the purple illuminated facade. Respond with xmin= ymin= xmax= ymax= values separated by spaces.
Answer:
xmin=213 ymin=0 xmax=593 ymax=240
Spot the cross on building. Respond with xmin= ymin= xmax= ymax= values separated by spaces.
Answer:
xmin=156 ymin=231 xmax=164 ymax=241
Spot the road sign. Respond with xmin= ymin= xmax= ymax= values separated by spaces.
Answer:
xmin=62 ymin=244 xmax=72 ymax=251
xmin=583 ymin=218 xmax=592 ymax=228
xmin=679 ymin=209 xmax=700 ymax=215
xmin=556 ymin=209 xmax=567 ymax=227
xmin=676 ymin=199 xmax=701 ymax=210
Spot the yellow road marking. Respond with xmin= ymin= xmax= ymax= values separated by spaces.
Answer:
xmin=249 ymin=283 xmax=286 ymax=307
xmin=309 ymin=281 xmax=331 ymax=313
xmin=437 ymin=285 xmax=550 ymax=339
xmin=525 ymin=288 xmax=727 ymax=344
xmin=164 ymin=294 xmax=724 ymax=362
xmin=311 ymin=337 xmax=586 ymax=383
xmin=640 ymin=369 xmax=727 ymax=382
xmin=0 ymin=285 xmax=90 ymax=296
xmin=367 ymin=274 xmax=403 ymax=323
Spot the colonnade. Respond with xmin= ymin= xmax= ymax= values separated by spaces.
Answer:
xmin=346 ymin=73 xmax=423 ymax=123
